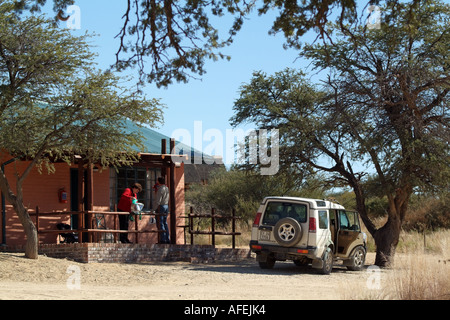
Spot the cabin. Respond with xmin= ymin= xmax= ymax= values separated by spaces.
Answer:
xmin=0 ymin=122 xmax=190 ymax=247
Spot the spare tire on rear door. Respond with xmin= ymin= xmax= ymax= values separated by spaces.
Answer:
xmin=273 ymin=217 xmax=302 ymax=247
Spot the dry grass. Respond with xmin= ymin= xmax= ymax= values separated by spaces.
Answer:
xmin=343 ymin=229 xmax=450 ymax=300
xmin=187 ymin=215 xmax=450 ymax=300
xmin=390 ymin=229 xmax=450 ymax=300
xmin=389 ymin=252 xmax=450 ymax=300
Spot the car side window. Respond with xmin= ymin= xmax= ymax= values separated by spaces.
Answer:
xmin=318 ymin=211 xmax=328 ymax=229
xmin=345 ymin=211 xmax=361 ymax=231
xmin=329 ymin=210 xmax=336 ymax=227
xmin=339 ymin=211 xmax=350 ymax=230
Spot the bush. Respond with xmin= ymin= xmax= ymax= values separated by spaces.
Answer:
xmin=403 ymin=195 xmax=450 ymax=231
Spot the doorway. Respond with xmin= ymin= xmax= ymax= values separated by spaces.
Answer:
xmin=70 ymin=168 xmax=88 ymax=230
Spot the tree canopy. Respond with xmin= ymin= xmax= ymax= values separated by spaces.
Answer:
xmin=11 ymin=0 xmax=394 ymax=87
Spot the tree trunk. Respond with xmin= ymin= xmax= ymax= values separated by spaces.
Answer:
xmin=22 ymin=213 xmax=39 ymax=259
xmin=15 ymin=204 xmax=39 ymax=259
xmin=354 ymin=183 xmax=410 ymax=268
xmin=373 ymin=217 xmax=402 ymax=267
xmin=0 ymin=171 xmax=39 ymax=259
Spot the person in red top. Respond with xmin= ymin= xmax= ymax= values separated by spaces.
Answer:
xmin=117 ymin=183 xmax=142 ymax=243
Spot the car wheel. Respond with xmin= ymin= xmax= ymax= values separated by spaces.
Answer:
xmin=258 ymin=256 xmax=276 ymax=269
xmin=273 ymin=218 xmax=302 ymax=247
xmin=318 ymin=247 xmax=333 ymax=275
xmin=346 ymin=246 xmax=366 ymax=271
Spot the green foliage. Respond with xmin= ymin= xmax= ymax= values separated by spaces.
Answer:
xmin=0 ymin=1 xmax=164 ymax=170
xmin=11 ymin=0 xmax=74 ymax=14
xmin=403 ymin=193 xmax=450 ymax=231
xmin=12 ymin=0 xmax=391 ymax=87
xmin=186 ymin=166 xmax=330 ymax=224
xmin=230 ymin=68 xmax=339 ymax=180
xmin=299 ymin=0 xmax=450 ymax=193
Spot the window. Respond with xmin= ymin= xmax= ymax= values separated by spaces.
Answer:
xmin=316 ymin=201 xmax=326 ymax=207
xmin=262 ymin=202 xmax=307 ymax=226
xmin=344 ymin=211 xmax=361 ymax=231
xmin=338 ymin=210 xmax=360 ymax=231
xmin=110 ymin=167 xmax=161 ymax=211
xmin=329 ymin=210 xmax=336 ymax=227
xmin=318 ymin=211 xmax=328 ymax=229
xmin=339 ymin=211 xmax=350 ymax=229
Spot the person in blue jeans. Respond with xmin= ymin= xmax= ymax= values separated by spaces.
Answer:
xmin=155 ymin=177 xmax=170 ymax=244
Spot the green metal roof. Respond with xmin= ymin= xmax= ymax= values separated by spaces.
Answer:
xmin=124 ymin=120 xmax=214 ymax=163
xmin=124 ymin=120 xmax=172 ymax=153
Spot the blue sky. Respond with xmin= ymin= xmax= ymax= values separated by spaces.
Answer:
xmin=41 ymin=0 xmax=312 ymax=161
xmin=41 ymin=0 xmax=450 ymax=164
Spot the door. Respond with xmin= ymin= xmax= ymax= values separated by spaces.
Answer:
xmin=259 ymin=200 xmax=308 ymax=248
xmin=336 ymin=210 xmax=361 ymax=256
xmin=315 ymin=210 xmax=331 ymax=254
xmin=329 ymin=210 xmax=338 ymax=253
xmin=70 ymin=169 xmax=88 ymax=230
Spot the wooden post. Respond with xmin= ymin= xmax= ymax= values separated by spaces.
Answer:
xmin=169 ymin=138 xmax=177 ymax=244
xmin=423 ymin=228 xmax=427 ymax=251
xmin=35 ymin=206 xmax=40 ymax=236
xmin=189 ymin=207 xmax=194 ymax=245
xmin=77 ymin=211 xmax=83 ymax=244
xmin=135 ymin=213 xmax=139 ymax=244
xmin=114 ymin=204 xmax=118 ymax=243
xmin=77 ymin=160 xmax=84 ymax=244
xmin=232 ymin=208 xmax=236 ymax=249
xmin=161 ymin=139 xmax=167 ymax=177
xmin=87 ymin=160 xmax=94 ymax=243
xmin=211 ymin=208 xmax=215 ymax=247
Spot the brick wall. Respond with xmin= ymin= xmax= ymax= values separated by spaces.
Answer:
xmin=1 ymin=243 xmax=254 ymax=264
xmin=1 ymin=160 xmax=111 ymax=246
xmin=1 ymin=158 xmax=186 ymax=246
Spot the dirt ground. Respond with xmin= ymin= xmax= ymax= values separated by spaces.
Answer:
xmin=0 ymin=251 xmax=377 ymax=300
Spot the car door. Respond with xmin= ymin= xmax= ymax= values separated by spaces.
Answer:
xmin=336 ymin=210 xmax=361 ymax=256
xmin=329 ymin=210 xmax=338 ymax=253
xmin=314 ymin=209 xmax=332 ymax=255
xmin=259 ymin=200 xmax=309 ymax=248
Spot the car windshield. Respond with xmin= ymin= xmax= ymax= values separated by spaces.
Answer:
xmin=262 ymin=202 xmax=307 ymax=226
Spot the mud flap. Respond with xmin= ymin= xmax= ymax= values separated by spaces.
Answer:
xmin=311 ymin=258 xmax=323 ymax=269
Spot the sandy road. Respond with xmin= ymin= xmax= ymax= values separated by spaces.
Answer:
xmin=0 ymin=252 xmax=377 ymax=300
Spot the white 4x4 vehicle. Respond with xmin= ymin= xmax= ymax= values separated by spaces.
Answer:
xmin=250 ymin=197 xmax=367 ymax=274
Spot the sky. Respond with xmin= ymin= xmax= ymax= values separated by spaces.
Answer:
xmin=41 ymin=1 xmax=450 ymax=165
xmin=40 ymin=0 xmax=313 ymax=164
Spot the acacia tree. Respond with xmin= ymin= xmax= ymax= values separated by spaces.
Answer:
xmin=231 ymin=0 xmax=449 ymax=267
xmin=0 ymin=2 xmax=163 ymax=259
xmin=12 ymin=0 xmax=395 ymax=87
